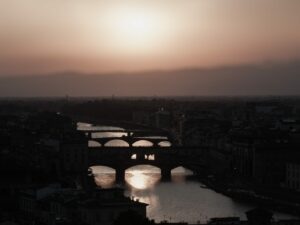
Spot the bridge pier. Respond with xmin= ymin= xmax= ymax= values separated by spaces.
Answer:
xmin=161 ymin=167 xmax=172 ymax=181
xmin=152 ymin=141 xmax=160 ymax=148
xmin=115 ymin=168 xmax=125 ymax=183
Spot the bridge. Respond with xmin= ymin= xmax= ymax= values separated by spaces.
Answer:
xmin=87 ymin=146 xmax=208 ymax=182
xmin=78 ymin=128 xmax=208 ymax=182
xmin=83 ymin=129 xmax=172 ymax=147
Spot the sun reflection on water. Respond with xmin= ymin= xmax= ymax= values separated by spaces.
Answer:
xmin=125 ymin=171 xmax=161 ymax=190
xmin=94 ymin=173 xmax=116 ymax=188
xmin=91 ymin=166 xmax=194 ymax=189
xmin=90 ymin=165 xmax=162 ymax=190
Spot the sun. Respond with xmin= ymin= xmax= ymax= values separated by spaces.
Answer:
xmin=104 ymin=6 xmax=164 ymax=52
xmin=117 ymin=11 xmax=153 ymax=38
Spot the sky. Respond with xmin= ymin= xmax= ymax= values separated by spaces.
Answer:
xmin=1 ymin=0 xmax=300 ymax=76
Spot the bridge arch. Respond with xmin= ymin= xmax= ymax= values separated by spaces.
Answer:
xmin=125 ymin=164 xmax=161 ymax=173
xmin=125 ymin=165 xmax=161 ymax=189
xmin=158 ymin=140 xmax=172 ymax=147
xmin=88 ymin=165 xmax=116 ymax=188
xmin=132 ymin=140 xmax=154 ymax=147
xmin=171 ymin=166 xmax=194 ymax=175
xmin=104 ymin=139 xmax=130 ymax=147
xmin=88 ymin=165 xmax=116 ymax=174
xmin=88 ymin=140 xmax=102 ymax=147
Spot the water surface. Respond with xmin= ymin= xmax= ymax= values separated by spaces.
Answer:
xmin=91 ymin=166 xmax=297 ymax=223
xmin=80 ymin=123 xmax=298 ymax=223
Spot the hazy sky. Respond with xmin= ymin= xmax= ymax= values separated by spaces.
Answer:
xmin=1 ymin=0 xmax=300 ymax=75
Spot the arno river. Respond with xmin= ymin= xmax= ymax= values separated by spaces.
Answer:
xmin=78 ymin=123 xmax=298 ymax=224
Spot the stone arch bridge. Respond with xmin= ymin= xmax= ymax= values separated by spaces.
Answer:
xmin=84 ymin=129 xmax=172 ymax=147
xmin=87 ymin=146 xmax=208 ymax=182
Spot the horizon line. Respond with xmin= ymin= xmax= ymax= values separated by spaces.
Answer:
xmin=1 ymin=58 xmax=300 ymax=78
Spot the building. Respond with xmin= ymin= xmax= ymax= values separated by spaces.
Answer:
xmin=286 ymin=162 xmax=300 ymax=191
xmin=18 ymin=184 xmax=147 ymax=225
xmin=229 ymin=128 xmax=300 ymax=187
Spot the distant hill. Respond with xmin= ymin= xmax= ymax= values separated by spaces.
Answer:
xmin=0 ymin=61 xmax=299 ymax=97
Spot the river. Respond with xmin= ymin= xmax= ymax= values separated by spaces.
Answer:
xmin=78 ymin=122 xmax=298 ymax=223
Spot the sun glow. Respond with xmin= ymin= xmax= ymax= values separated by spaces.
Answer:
xmin=104 ymin=6 xmax=165 ymax=52
xmin=125 ymin=171 xmax=161 ymax=190
xmin=117 ymin=12 xmax=153 ymax=37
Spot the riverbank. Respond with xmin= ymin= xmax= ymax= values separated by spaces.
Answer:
xmin=198 ymin=176 xmax=300 ymax=217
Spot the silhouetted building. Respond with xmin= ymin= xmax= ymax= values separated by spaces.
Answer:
xmin=19 ymin=184 xmax=147 ymax=225
xmin=285 ymin=162 xmax=300 ymax=191
xmin=246 ymin=208 xmax=273 ymax=225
